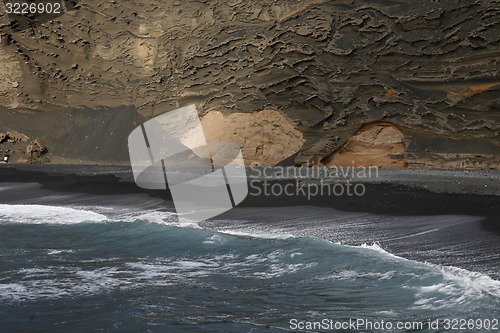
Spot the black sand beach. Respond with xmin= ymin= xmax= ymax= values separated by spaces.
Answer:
xmin=1 ymin=164 xmax=499 ymax=279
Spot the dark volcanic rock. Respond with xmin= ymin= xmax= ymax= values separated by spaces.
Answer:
xmin=0 ymin=130 xmax=49 ymax=163
xmin=0 ymin=0 xmax=498 ymax=167
xmin=26 ymin=139 xmax=48 ymax=158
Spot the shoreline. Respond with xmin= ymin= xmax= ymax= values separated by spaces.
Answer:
xmin=0 ymin=163 xmax=499 ymax=278
xmin=2 ymin=163 xmax=499 ymax=195
xmin=1 ymin=163 xmax=498 ymax=233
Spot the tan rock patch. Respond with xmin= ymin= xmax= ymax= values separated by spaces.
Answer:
xmin=0 ymin=46 xmax=21 ymax=109
xmin=449 ymin=82 xmax=500 ymax=97
xmin=322 ymin=122 xmax=406 ymax=168
xmin=200 ymin=109 xmax=304 ymax=166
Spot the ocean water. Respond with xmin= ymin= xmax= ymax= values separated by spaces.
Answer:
xmin=0 ymin=203 xmax=499 ymax=332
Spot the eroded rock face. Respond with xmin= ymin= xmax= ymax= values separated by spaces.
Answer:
xmin=0 ymin=130 xmax=48 ymax=163
xmin=0 ymin=35 xmax=21 ymax=109
xmin=26 ymin=139 xmax=48 ymax=158
xmin=200 ymin=109 xmax=304 ymax=166
xmin=0 ymin=131 xmax=30 ymax=143
xmin=0 ymin=0 xmax=498 ymax=167
xmin=322 ymin=122 xmax=406 ymax=168
xmin=6 ymin=131 xmax=29 ymax=142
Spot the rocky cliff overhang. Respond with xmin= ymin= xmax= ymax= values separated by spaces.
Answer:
xmin=0 ymin=0 xmax=498 ymax=167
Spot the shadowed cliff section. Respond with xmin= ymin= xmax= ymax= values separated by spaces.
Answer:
xmin=0 ymin=106 xmax=143 ymax=163
xmin=0 ymin=0 xmax=498 ymax=167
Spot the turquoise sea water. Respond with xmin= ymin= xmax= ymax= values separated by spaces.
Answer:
xmin=0 ymin=203 xmax=499 ymax=332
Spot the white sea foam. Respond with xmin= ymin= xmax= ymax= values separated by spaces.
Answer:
xmin=47 ymin=249 xmax=75 ymax=255
xmin=203 ymin=233 xmax=226 ymax=245
xmin=357 ymin=242 xmax=403 ymax=259
xmin=324 ymin=269 xmax=396 ymax=281
xmin=437 ymin=265 xmax=500 ymax=299
xmin=0 ymin=203 xmax=201 ymax=227
xmin=122 ymin=210 xmax=181 ymax=224
xmin=217 ymin=229 xmax=297 ymax=239
xmin=353 ymin=242 xmax=500 ymax=309
xmin=0 ymin=266 xmax=135 ymax=301
xmin=106 ymin=208 xmax=200 ymax=228
xmin=0 ymin=204 xmax=108 ymax=224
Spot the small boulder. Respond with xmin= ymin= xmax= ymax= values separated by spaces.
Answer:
xmin=26 ymin=139 xmax=48 ymax=158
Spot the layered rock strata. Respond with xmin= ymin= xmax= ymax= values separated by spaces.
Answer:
xmin=0 ymin=0 xmax=498 ymax=167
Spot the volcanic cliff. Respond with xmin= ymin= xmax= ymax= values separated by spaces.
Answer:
xmin=0 ymin=0 xmax=499 ymax=167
